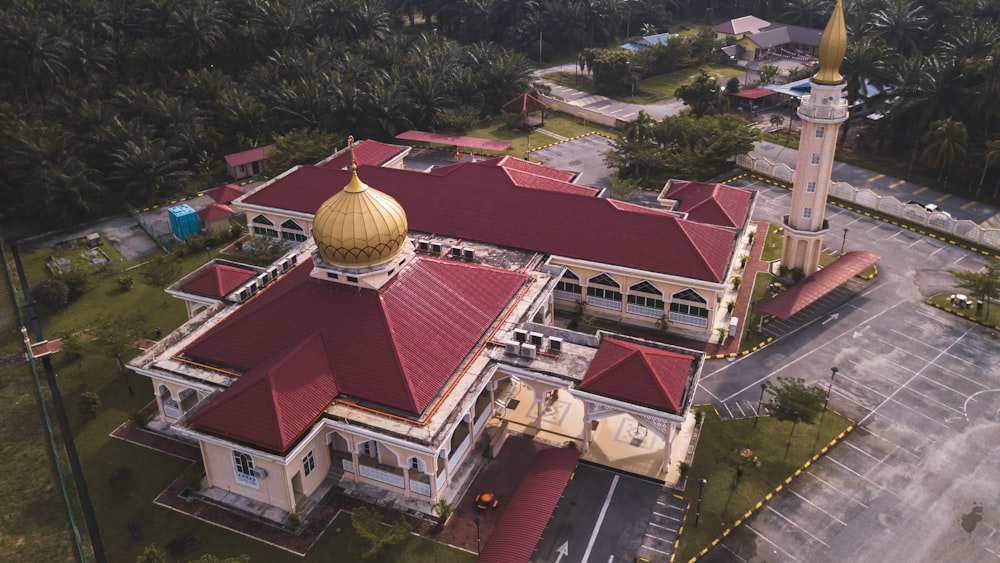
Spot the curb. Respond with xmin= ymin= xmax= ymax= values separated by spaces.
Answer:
xmin=926 ymin=299 xmax=1000 ymax=331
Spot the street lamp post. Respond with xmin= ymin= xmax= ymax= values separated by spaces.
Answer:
xmin=695 ymin=478 xmax=707 ymax=527
xmin=840 ymin=228 xmax=848 ymax=255
xmin=825 ymin=367 xmax=838 ymax=410
xmin=473 ymin=515 xmax=482 ymax=554
xmin=754 ymin=382 xmax=767 ymax=427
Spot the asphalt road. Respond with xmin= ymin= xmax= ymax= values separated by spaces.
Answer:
xmin=696 ymin=177 xmax=1000 ymax=562
xmin=532 ymin=463 xmax=681 ymax=563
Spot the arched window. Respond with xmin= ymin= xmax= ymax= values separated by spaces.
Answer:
xmin=408 ymin=457 xmax=424 ymax=472
xmin=232 ymin=451 xmax=258 ymax=487
xmin=251 ymin=214 xmax=277 ymax=238
xmin=280 ymin=219 xmax=307 ymax=242
xmin=586 ymin=273 xmax=622 ymax=310
xmin=669 ymin=289 xmax=710 ymax=327
xmin=627 ymin=281 xmax=664 ymax=316
xmin=554 ymin=269 xmax=582 ymax=300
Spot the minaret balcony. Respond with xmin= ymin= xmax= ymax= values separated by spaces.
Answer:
xmin=798 ymin=95 xmax=848 ymax=122
xmin=782 ymin=215 xmax=829 ymax=235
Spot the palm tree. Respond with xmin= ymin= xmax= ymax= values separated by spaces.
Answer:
xmin=980 ymin=138 xmax=1000 ymax=197
xmin=869 ymin=0 xmax=929 ymax=57
xmin=970 ymin=45 xmax=1000 ymax=139
xmin=108 ymin=138 xmax=194 ymax=205
xmin=920 ymin=117 xmax=968 ymax=184
xmin=780 ymin=0 xmax=834 ymax=28
xmin=890 ymin=54 xmax=968 ymax=172
xmin=0 ymin=15 xmax=71 ymax=102
xmin=167 ymin=0 xmax=230 ymax=68
xmin=840 ymin=35 xmax=893 ymax=144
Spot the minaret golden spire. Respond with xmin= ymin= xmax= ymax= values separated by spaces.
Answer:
xmin=813 ymin=0 xmax=847 ymax=85
xmin=344 ymin=135 xmax=367 ymax=193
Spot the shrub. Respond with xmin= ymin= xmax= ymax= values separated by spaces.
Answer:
xmin=352 ymin=506 xmax=411 ymax=559
xmin=79 ymin=390 xmax=102 ymax=418
xmin=432 ymin=499 xmax=453 ymax=522
xmin=117 ymin=275 xmax=135 ymax=290
xmin=34 ymin=278 xmax=70 ymax=309
xmin=677 ymin=461 xmax=691 ymax=478
xmin=286 ymin=510 xmax=301 ymax=527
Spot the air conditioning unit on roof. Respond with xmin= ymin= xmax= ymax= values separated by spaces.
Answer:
xmin=513 ymin=329 xmax=528 ymax=343
xmin=463 ymin=248 xmax=475 ymax=261
xmin=504 ymin=341 xmax=520 ymax=356
xmin=548 ymin=337 xmax=563 ymax=355
xmin=521 ymin=343 xmax=537 ymax=359
xmin=529 ymin=332 xmax=543 ymax=347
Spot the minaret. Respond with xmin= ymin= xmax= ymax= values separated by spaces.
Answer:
xmin=781 ymin=0 xmax=848 ymax=276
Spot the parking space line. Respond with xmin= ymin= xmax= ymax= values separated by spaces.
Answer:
xmin=843 ymin=440 xmax=882 ymax=462
xmin=734 ymin=401 xmax=746 ymax=416
xmin=717 ymin=541 xmax=750 ymax=562
xmin=825 ymin=455 xmax=899 ymax=496
xmin=639 ymin=545 xmax=670 ymax=555
xmin=803 ymin=471 xmax=869 ymax=508
xmin=935 ymin=193 xmax=952 ymax=202
xmin=912 ymin=187 xmax=929 ymax=195
xmin=746 ymin=525 xmax=803 ymax=562
xmin=787 ymin=488 xmax=847 ymax=526
xmin=961 ymin=200 xmax=977 ymax=209
xmin=867 ymin=174 xmax=885 ymax=182
xmin=765 ymin=505 xmax=829 ymax=546
xmin=858 ymin=328 xmax=972 ymax=428
xmin=648 ymin=522 xmax=675 ymax=530
xmin=654 ymin=511 xmax=681 ymax=521
xmin=723 ymin=402 xmax=734 ymax=418
xmin=888 ymin=180 xmax=905 ymax=188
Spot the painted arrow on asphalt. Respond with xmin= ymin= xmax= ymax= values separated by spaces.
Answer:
xmin=555 ymin=541 xmax=569 ymax=563
xmin=822 ymin=313 xmax=840 ymax=325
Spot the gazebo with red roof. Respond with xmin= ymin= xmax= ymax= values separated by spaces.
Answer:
xmin=569 ymin=335 xmax=703 ymax=474
xmin=502 ymin=92 xmax=551 ymax=129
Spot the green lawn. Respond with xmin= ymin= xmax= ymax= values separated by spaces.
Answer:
xmin=545 ymin=64 xmax=746 ymax=105
xmin=674 ymin=408 xmax=852 ymax=562
xmin=322 ymin=513 xmax=475 ymax=563
xmin=761 ymin=223 xmax=783 ymax=262
xmin=408 ymin=114 xmax=616 ymax=160
xmin=928 ymin=292 xmax=1000 ymax=328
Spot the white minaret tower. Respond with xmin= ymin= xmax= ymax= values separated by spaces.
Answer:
xmin=781 ymin=0 xmax=848 ymax=276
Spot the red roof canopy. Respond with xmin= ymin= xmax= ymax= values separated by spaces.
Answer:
xmin=180 ymin=256 xmax=527 ymax=419
xmin=730 ymin=87 xmax=777 ymax=99
xmin=580 ymin=338 xmax=693 ymax=413
xmin=177 ymin=263 xmax=257 ymax=299
xmin=225 ymin=145 xmax=274 ymax=167
xmin=758 ymin=251 xmax=881 ymax=320
xmin=502 ymin=93 xmax=550 ymax=114
xmin=242 ymin=163 xmax=740 ymax=282
xmin=197 ymin=203 xmax=235 ymax=222
xmin=318 ymin=139 xmax=408 ymax=170
xmin=206 ymin=183 xmax=246 ymax=204
xmin=663 ymin=180 xmax=753 ymax=229
xmin=395 ymin=130 xmax=512 ymax=151
xmin=478 ymin=448 xmax=581 ymax=563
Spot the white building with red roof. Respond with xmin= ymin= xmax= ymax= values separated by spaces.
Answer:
xmin=129 ymin=139 xmax=731 ymax=533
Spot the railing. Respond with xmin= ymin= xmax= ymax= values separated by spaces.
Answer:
xmin=342 ymin=459 xmax=355 ymax=473
xmin=162 ymin=400 xmax=180 ymax=420
xmin=437 ymin=470 xmax=447 ymax=491
xmin=234 ymin=472 xmax=257 ymax=487
xmin=448 ymin=436 xmax=471 ymax=472
xmin=553 ymin=289 xmax=582 ymax=302
xmin=587 ymin=296 xmax=621 ymax=311
xmin=359 ymin=464 xmax=404 ymax=488
xmin=669 ymin=312 xmax=709 ymax=327
xmin=473 ymin=409 xmax=490 ymax=434
xmin=626 ymin=303 xmax=663 ymax=318
xmin=411 ymin=479 xmax=431 ymax=496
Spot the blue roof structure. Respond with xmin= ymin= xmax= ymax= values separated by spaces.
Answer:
xmin=620 ymin=33 xmax=671 ymax=51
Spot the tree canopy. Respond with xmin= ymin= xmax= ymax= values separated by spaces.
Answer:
xmin=764 ymin=376 xmax=828 ymax=440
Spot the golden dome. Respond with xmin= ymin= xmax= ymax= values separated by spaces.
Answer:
xmin=813 ymin=0 xmax=847 ymax=85
xmin=312 ymin=143 xmax=408 ymax=267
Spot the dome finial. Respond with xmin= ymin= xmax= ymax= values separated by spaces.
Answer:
xmin=813 ymin=0 xmax=847 ymax=85
xmin=344 ymin=135 xmax=366 ymax=193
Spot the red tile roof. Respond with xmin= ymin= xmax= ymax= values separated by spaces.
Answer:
xmin=206 ymin=183 xmax=246 ymax=204
xmin=663 ymin=180 xmax=753 ymax=229
xmin=318 ymin=139 xmax=409 ymax=170
xmin=242 ymin=165 xmax=738 ymax=282
xmin=225 ymin=145 xmax=274 ymax=167
xmin=197 ymin=203 xmax=235 ymax=223
xmin=579 ymin=338 xmax=694 ymax=413
xmin=449 ymin=155 xmax=577 ymax=183
xmin=478 ymin=447 xmax=581 ymax=563
xmin=188 ymin=333 xmax=338 ymax=452
xmin=180 ymin=256 xmax=527 ymax=418
xmin=730 ymin=87 xmax=777 ymax=99
xmin=758 ymin=251 xmax=880 ymax=320
xmin=502 ymin=92 xmax=551 ymax=114
xmin=178 ymin=263 xmax=257 ymax=299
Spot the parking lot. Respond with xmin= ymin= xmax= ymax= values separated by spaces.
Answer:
xmin=697 ymin=175 xmax=1000 ymax=562
xmin=532 ymin=463 xmax=685 ymax=563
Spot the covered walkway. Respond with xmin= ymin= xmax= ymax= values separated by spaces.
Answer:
xmin=759 ymin=251 xmax=880 ymax=320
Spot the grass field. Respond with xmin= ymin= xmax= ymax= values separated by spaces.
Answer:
xmin=673 ymin=408 xmax=852 ymax=562
xmin=545 ymin=63 xmax=746 ymax=105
